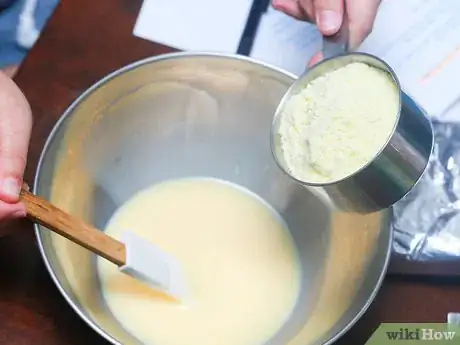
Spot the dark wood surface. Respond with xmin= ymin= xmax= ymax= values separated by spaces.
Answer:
xmin=0 ymin=0 xmax=458 ymax=344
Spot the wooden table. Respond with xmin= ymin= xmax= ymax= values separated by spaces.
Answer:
xmin=0 ymin=0 xmax=458 ymax=344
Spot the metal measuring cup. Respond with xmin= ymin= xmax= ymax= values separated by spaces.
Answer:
xmin=271 ymin=34 xmax=434 ymax=213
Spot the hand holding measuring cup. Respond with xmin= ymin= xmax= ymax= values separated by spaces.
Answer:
xmin=272 ymin=0 xmax=383 ymax=65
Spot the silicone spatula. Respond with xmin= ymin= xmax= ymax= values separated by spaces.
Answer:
xmin=19 ymin=187 xmax=187 ymax=302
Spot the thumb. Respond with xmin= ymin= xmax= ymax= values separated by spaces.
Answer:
xmin=312 ymin=0 xmax=344 ymax=35
xmin=0 ymin=72 xmax=32 ymax=204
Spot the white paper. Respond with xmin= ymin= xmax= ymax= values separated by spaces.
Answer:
xmin=133 ymin=0 xmax=253 ymax=53
xmin=359 ymin=0 xmax=460 ymax=120
xmin=133 ymin=0 xmax=460 ymax=120
xmin=249 ymin=7 xmax=320 ymax=76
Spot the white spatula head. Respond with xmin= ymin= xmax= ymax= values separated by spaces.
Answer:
xmin=119 ymin=231 xmax=188 ymax=301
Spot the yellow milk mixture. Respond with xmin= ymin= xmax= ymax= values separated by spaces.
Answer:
xmin=97 ymin=178 xmax=302 ymax=345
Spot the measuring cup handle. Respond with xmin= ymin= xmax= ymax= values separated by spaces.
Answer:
xmin=321 ymin=7 xmax=350 ymax=60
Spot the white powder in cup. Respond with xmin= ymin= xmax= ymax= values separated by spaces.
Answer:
xmin=277 ymin=62 xmax=400 ymax=183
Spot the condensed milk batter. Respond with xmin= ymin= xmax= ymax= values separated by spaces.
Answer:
xmin=97 ymin=178 xmax=302 ymax=345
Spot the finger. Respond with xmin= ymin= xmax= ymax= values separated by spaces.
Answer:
xmin=0 ymin=201 xmax=25 ymax=222
xmin=0 ymin=72 xmax=32 ymax=204
xmin=312 ymin=0 xmax=344 ymax=35
xmin=0 ymin=201 xmax=25 ymax=237
xmin=272 ymin=0 xmax=308 ymax=21
xmin=307 ymin=52 xmax=324 ymax=67
xmin=345 ymin=0 xmax=381 ymax=49
xmin=297 ymin=0 xmax=315 ymax=22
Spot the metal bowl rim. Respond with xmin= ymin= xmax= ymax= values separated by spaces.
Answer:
xmin=33 ymin=51 xmax=392 ymax=345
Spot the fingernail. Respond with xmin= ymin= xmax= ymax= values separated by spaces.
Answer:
xmin=1 ymin=177 xmax=20 ymax=199
xmin=316 ymin=10 xmax=342 ymax=34
xmin=12 ymin=210 xmax=26 ymax=218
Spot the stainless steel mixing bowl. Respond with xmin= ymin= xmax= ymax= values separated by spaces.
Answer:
xmin=34 ymin=52 xmax=392 ymax=345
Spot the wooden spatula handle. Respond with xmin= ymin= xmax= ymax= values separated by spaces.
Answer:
xmin=20 ymin=188 xmax=126 ymax=267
